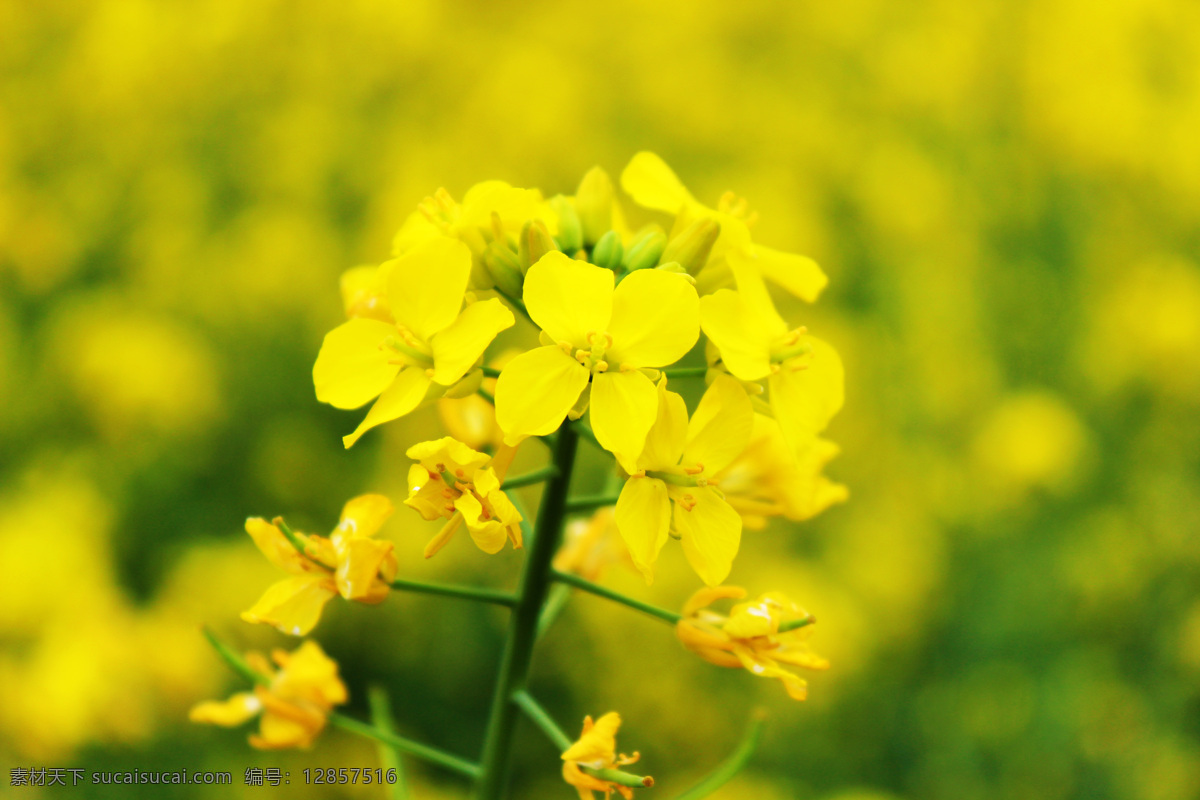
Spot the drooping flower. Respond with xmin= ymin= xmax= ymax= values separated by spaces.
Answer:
xmin=700 ymin=262 xmax=843 ymax=458
xmin=620 ymin=151 xmax=828 ymax=301
xmin=714 ymin=414 xmax=848 ymax=529
xmin=189 ymin=641 xmax=347 ymax=749
xmin=676 ymin=586 xmax=829 ymax=700
xmin=313 ymin=235 xmax=515 ymax=447
xmin=614 ymin=375 xmax=752 ymax=586
xmin=561 ymin=712 xmax=649 ymax=800
xmin=494 ymin=252 xmax=699 ymax=469
xmin=241 ymin=494 xmax=397 ymax=636
xmin=404 ymin=437 xmax=523 ymax=557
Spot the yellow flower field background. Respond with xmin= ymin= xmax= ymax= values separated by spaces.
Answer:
xmin=2 ymin=1 xmax=1199 ymax=798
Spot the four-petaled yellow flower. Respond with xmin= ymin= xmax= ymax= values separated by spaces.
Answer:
xmin=561 ymin=712 xmax=648 ymax=800
xmin=714 ymin=414 xmax=848 ymax=529
xmin=405 ymin=437 xmax=523 ymax=557
xmin=615 ymin=375 xmax=752 ymax=586
xmin=621 ymin=151 xmax=828 ymax=301
xmin=676 ymin=586 xmax=829 ymax=700
xmin=313 ymin=235 xmax=515 ymax=447
xmin=495 ymin=252 xmax=700 ymax=470
xmin=700 ymin=264 xmax=843 ymax=458
xmin=242 ymin=494 xmax=398 ymax=636
xmin=190 ymin=641 xmax=347 ymax=750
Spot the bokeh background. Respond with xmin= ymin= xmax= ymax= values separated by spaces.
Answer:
xmin=3 ymin=0 xmax=1200 ymax=798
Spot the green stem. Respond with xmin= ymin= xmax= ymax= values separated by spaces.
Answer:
xmin=570 ymin=421 xmax=603 ymax=450
xmin=330 ymin=713 xmax=481 ymax=779
xmin=493 ymin=285 xmax=532 ymax=323
xmin=275 ymin=518 xmax=334 ymax=570
xmin=475 ymin=424 xmax=579 ymax=800
xmin=368 ymin=686 xmax=410 ymax=800
xmin=201 ymin=627 xmax=269 ymax=687
xmin=389 ymin=578 xmax=517 ymax=607
xmin=536 ymin=583 xmax=573 ymax=640
xmin=673 ymin=712 xmax=766 ymax=800
xmin=778 ymin=614 xmax=816 ymax=633
xmin=565 ymin=493 xmax=620 ymax=513
xmin=551 ymin=570 xmax=681 ymax=625
xmin=511 ymin=690 xmax=572 ymax=751
xmin=661 ymin=366 xmax=708 ymax=378
xmin=481 ymin=366 xmax=502 ymax=378
xmin=477 ymin=387 xmax=496 ymax=405
xmin=501 ymin=465 xmax=559 ymax=491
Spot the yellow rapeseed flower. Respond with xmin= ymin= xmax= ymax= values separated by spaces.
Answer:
xmin=189 ymin=641 xmax=347 ymax=750
xmin=241 ymin=495 xmax=398 ymax=636
xmin=561 ymin=712 xmax=647 ymax=800
xmin=676 ymin=586 xmax=829 ymax=701
xmin=404 ymin=437 xmax=523 ymax=557
xmin=313 ymin=235 xmax=515 ymax=447
xmin=615 ymin=375 xmax=752 ymax=586
xmin=620 ymin=151 xmax=827 ymax=301
xmin=494 ymin=252 xmax=699 ymax=469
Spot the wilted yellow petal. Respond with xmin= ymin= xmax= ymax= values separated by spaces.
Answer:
xmin=523 ymin=252 xmax=613 ymax=347
xmin=681 ymin=585 xmax=747 ymax=617
xmin=385 ymin=236 xmax=471 ymax=340
xmin=590 ymin=370 xmax=658 ymax=472
xmin=429 ymin=298 xmax=515 ymax=385
xmin=313 ymin=319 xmax=400 ymax=409
xmin=189 ymin=692 xmax=262 ymax=727
xmin=614 ymin=477 xmax=671 ymax=583
xmin=494 ymin=346 xmax=590 ymax=444
xmin=768 ymin=335 xmax=844 ymax=453
xmin=606 ymin=269 xmax=700 ymax=368
xmin=561 ymin=712 xmax=621 ymax=763
xmin=674 ymin=487 xmax=741 ymax=586
xmin=683 ymin=374 xmax=753 ymax=476
xmin=241 ymin=575 xmax=336 ymax=636
xmin=638 ymin=380 xmax=688 ymax=471
xmin=454 ymin=491 xmax=508 ymax=554
xmin=335 ymin=538 xmax=393 ymax=601
xmin=621 ymin=152 xmax=694 ymax=214
xmin=342 ymin=366 xmax=433 ymax=448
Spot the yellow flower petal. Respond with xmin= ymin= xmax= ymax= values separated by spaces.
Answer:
xmin=523 ymin=252 xmax=613 ymax=347
xmin=606 ymin=269 xmax=700 ymax=368
xmin=494 ymin=346 xmax=590 ymax=444
xmin=620 ymin=152 xmax=694 ymax=214
xmin=590 ymin=370 xmax=658 ymax=472
xmin=638 ymin=380 xmax=688 ymax=471
xmin=385 ymin=236 xmax=471 ymax=340
xmin=683 ymin=374 xmax=753 ymax=476
xmin=335 ymin=538 xmax=394 ymax=601
xmin=250 ymin=708 xmax=323 ymax=750
xmin=189 ymin=692 xmax=263 ymax=726
xmin=752 ymin=244 xmax=828 ymax=303
xmin=454 ymin=491 xmax=508 ymax=554
xmin=342 ymin=367 xmax=434 ymax=448
xmin=313 ymin=318 xmax=400 ymax=409
xmin=674 ymin=487 xmax=742 ymax=586
xmin=682 ymin=585 xmax=747 ymax=616
xmin=245 ymin=517 xmax=309 ymax=574
xmin=429 ymin=297 xmax=515 ymax=385
xmin=335 ymin=494 xmax=394 ymax=540
xmin=768 ymin=335 xmax=844 ymax=453
xmin=698 ymin=290 xmax=774 ymax=381
xmin=241 ymin=575 xmax=337 ymax=636
xmin=561 ymin=712 xmax=621 ymax=763
xmin=614 ymin=477 xmax=671 ymax=583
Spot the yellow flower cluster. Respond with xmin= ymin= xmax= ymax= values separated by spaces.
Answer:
xmin=561 ymin=712 xmax=647 ymax=800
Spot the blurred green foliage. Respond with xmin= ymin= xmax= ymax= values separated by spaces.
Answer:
xmin=2 ymin=1 xmax=1199 ymax=798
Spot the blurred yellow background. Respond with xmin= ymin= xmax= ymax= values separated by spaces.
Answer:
xmin=2 ymin=0 xmax=1199 ymax=798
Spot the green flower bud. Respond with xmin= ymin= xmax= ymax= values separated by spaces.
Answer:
xmin=591 ymin=230 xmax=624 ymax=270
xmin=483 ymin=241 xmax=524 ymax=297
xmin=549 ymin=195 xmax=583 ymax=253
xmin=621 ymin=224 xmax=667 ymax=272
xmin=518 ymin=219 xmax=558 ymax=274
xmin=574 ymin=166 xmax=614 ymax=246
xmin=660 ymin=217 xmax=720 ymax=276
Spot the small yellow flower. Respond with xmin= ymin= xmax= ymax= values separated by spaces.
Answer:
xmin=553 ymin=507 xmax=634 ymax=583
xmin=561 ymin=712 xmax=647 ymax=800
xmin=189 ymin=641 xmax=347 ymax=750
xmin=241 ymin=494 xmax=398 ymax=636
xmin=714 ymin=414 xmax=848 ymax=529
xmin=405 ymin=437 xmax=523 ymax=557
xmin=615 ymin=375 xmax=752 ymax=586
xmin=313 ymin=235 xmax=515 ymax=447
xmin=494 ymin=252 xmax=699 ymax=469
xmin=700 ymin=265 xmax=843 ymax=458
xmin=676 ymin=586 xmax=829 ymax=701
xmin=620 ymin=151 xmax=827 ymax=301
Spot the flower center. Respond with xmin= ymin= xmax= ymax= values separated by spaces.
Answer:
xmin=570 ymin=330 xmax=614 ymax=375
xmin=769 ymin=326 xmax=812 ymax=370
xmin=382 ymin=325 xmax=434 ymax=369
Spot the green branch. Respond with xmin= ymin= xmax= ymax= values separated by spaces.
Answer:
xmin=661 ymin=366 xmax=708 ymax=378
xmin=565 ymin=493 xmax=620 ymax=513
xmin=275 ymin=518 xmax=334 ymax=570
xmin=536 ymin=583 xmax=573 ymax=639
xmin=368 ymin=686 xmax=410 ymax=800
xmin=480 ymin=366 xmax=502 ymax=378
xmin=477 ymin=387 xmax=495 ymax=405
xmin=330 ymin=713 xmax=482 ymax=779
xmin=778 ymin=614 xmax=816 ymax=633
xmin=551 ymin=569 xmax=681 ymax=625
xmin=673 ymin=711 xmax=766 ymax=799
xmin=201 ymin=627 xmax=269 ymax=687
xmin=570 ymin=421 xmax=603 ymax=450
xmin=388 ymin=578 xmax=517 ymax=607
xmin=501 ymin=466 xmax=559 ymax=491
